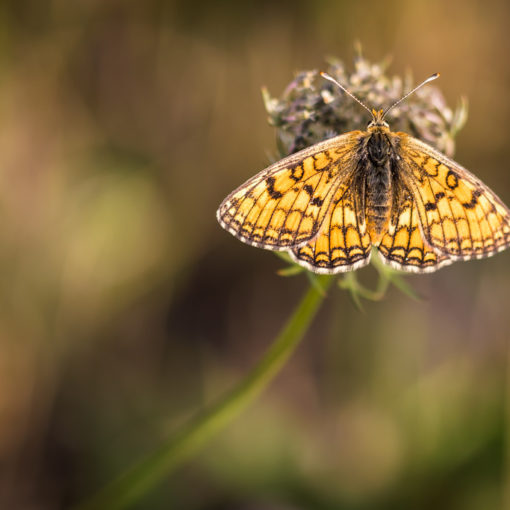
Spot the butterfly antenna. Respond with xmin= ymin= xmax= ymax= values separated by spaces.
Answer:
xmin=382 ymin=72 xmax=440 ymax=118
xmin=320 ymin=72 xmax=374 ymax=119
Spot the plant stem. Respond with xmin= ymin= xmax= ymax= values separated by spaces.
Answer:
xmin=75 ymin=274 xmax=334 ymax=510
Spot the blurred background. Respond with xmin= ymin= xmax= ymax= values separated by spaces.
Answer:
xmin=1 ymin=0 xmax=510 ymax=508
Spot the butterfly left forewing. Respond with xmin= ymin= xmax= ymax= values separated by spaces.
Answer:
xmin=398 ymin=135 xmax=510 ymax=260
xmin=217 ymin=131 xmax=362 ymax=249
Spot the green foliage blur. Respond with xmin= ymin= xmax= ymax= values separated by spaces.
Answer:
xmin=1 ymin=0 xmax=510 ymax=508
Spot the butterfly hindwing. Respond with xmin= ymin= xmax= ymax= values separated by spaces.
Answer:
xmin=217 ymin=132 xmax=362 ymax=249
xmin=400 ymin=135 xmax=510 ymax=260
xmin=289 ymin=184 xmax=372 ymax=273
xmin=378 ymin=187 xmax=451 ymax=272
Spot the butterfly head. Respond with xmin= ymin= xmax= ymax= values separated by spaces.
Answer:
xmin=368 ymin=109 xmax=389 ymax=129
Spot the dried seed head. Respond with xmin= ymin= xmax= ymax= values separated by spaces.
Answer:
xmin=263 ymin=51 xmax=467 ymax=158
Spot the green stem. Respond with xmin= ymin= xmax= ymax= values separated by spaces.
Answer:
xmin=75 ymin=275 xmax=334 ymax=510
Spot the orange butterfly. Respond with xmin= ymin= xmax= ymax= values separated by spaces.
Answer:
xmin=217 ymin=73 xmax=510 ymax=273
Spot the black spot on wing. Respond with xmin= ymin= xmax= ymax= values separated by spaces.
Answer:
xmin=266 ymin=176 xmax=283 ymax=199
xmin=462 ymin=189 xmax=482 ymax=209
xmin=446 ymin=170 xmax=459 ymax=190
xmin=290 ymin=166 xmax=304 ymax=181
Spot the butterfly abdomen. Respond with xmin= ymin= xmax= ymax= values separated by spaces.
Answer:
xmin=365 ymin=163 xmax=392 ymax=243
xmin=364 ymin=131 xmax=393 ymax=243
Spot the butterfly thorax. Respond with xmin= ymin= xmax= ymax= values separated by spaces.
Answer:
xmin=363 ymin=126 xmax=394 ymax=244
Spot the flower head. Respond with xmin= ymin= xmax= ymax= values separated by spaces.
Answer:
xmin=263 ymin=50 xmax=467 ymax=158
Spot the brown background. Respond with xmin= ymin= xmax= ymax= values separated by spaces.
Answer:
xmin=1 ymin=1 xmax=510 ymax=508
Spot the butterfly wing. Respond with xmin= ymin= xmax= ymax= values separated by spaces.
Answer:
xmin=217 ymin=131 xmax=362 ymax=250
xmin=378 ymin=187 xmax=452 ymax=272
xmin=398 ymin=135 xmax=510 ymax=260
xmin=289 ymin=183 xmax=372 ymax=273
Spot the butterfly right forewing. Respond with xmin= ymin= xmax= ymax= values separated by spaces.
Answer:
xmin=217 ymin=131 xmax=362 ymax=250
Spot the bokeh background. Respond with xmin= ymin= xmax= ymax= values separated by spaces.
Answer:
xmin=1 ymin=1 xmax=510 ymax=509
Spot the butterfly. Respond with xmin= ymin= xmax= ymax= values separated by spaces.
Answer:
xmin=217 ymin=72 xmax=510 ymax=273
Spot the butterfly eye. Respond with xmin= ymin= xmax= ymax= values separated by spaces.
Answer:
xmin=367 ymin=119 xmax=389 ymax=129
